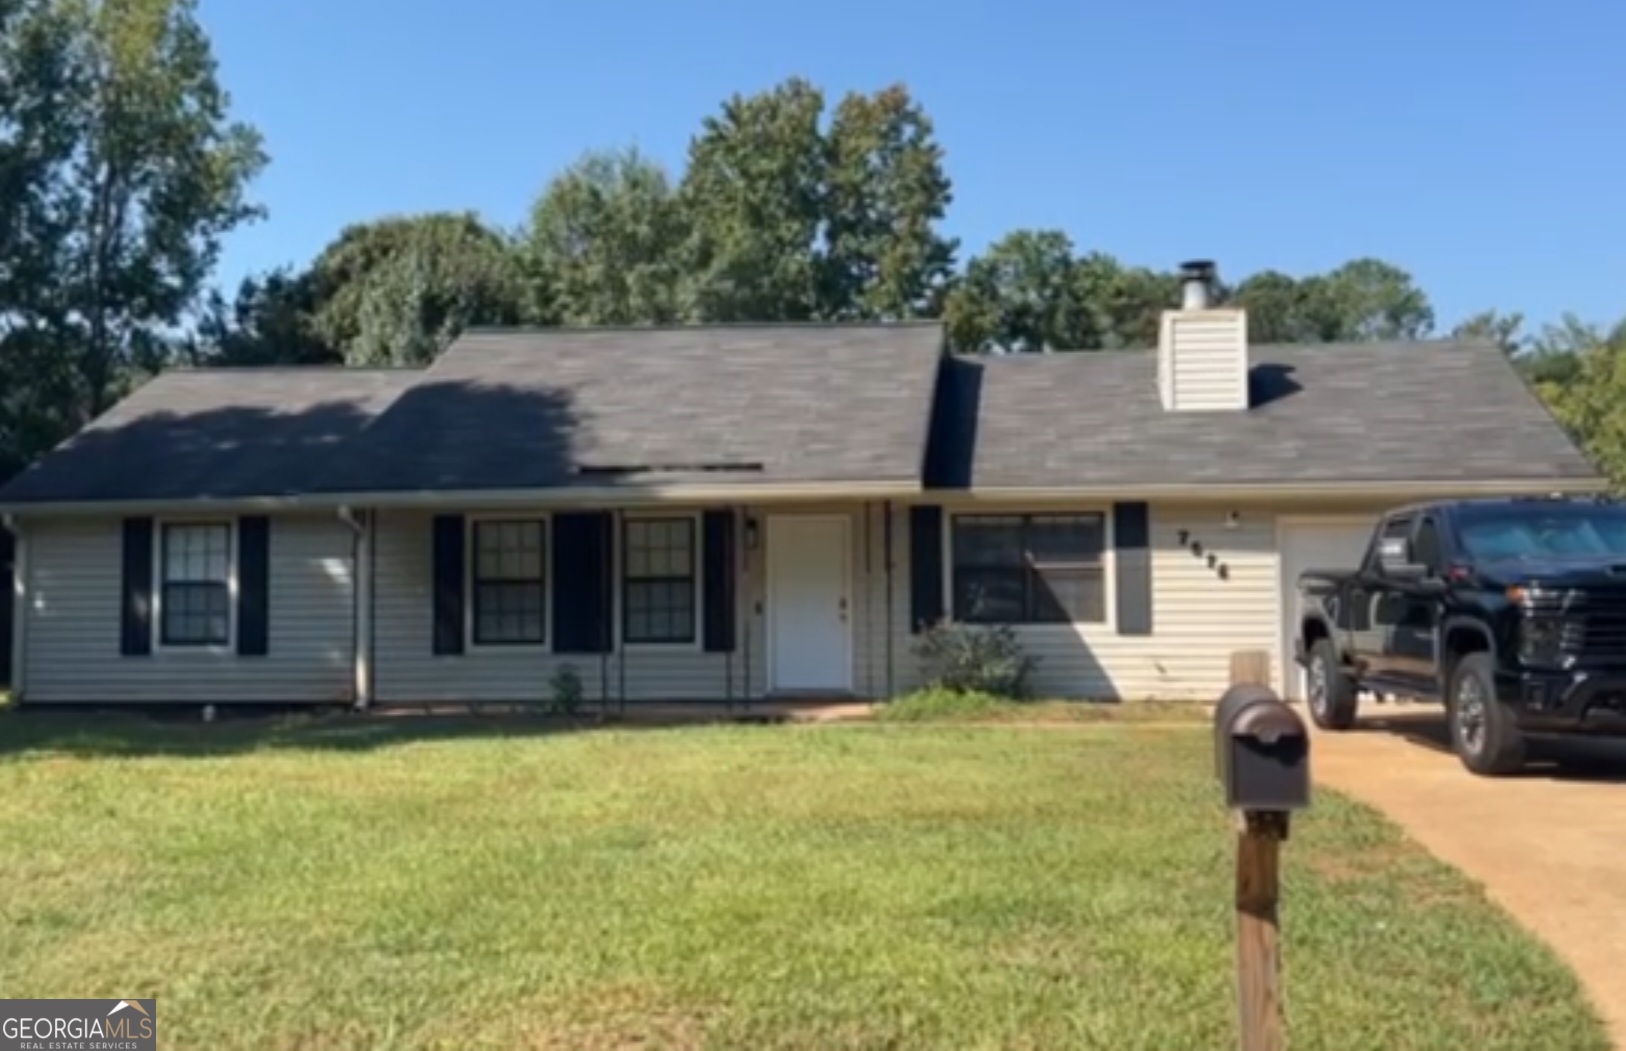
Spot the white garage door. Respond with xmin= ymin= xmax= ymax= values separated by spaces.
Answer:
xmin=1278 ymin=519 xmax=1376 ymax=700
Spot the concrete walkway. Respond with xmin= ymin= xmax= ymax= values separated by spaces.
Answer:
xmin=1308 ymin=704 xmax=1626 ymax=1047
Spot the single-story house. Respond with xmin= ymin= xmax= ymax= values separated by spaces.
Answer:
xmin=0 ymin=265 xmax=1603 ymax=707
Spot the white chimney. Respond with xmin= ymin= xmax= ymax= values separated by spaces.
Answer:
xmin=1157 ymin=260 xmax=1249 ymax=412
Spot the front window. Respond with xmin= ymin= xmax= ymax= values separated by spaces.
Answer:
xmin=952 ymin=513 xmax=1106 ymax=624
xmin=1456 ymin=504 xmax=1626 ymax=560
xmin=472 ymin=520 xmax=547 ymax=644
xmin=623 ymin=517 xmax=697 ymax=644
xmin=161 ymin=522 xmax=231 ymax=646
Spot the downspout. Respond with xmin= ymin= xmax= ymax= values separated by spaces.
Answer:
xmin=5 ymin=514 xmax=24 ymax=704
xmin=338 ymin=505 xmax=371 ymax=710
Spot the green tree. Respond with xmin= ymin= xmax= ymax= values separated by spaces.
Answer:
xmin=943 ymin=230 xmax=1094 ymax=352
xmin=1536 ymin=317 xmax=1626 ymax=486
xmin=309 ymin=212 xmax=529 ymax=366
xmin=1230 ymin=270 xmax=1311 ymax=344
xmin=1228 ymin=260 xmax=1434 ymax=344
xmin=822 ymin=84 xmax=956 ymax=319
xmin=187 ymin=268 xmax=335 ymax=366
xmin=1451 ymin=309 xmax=1526 ymax=355
xmin=679 ymin=78 xmax=826 ymax=322
xmin=944 ymin=238 xmax=1178 ymax=353
xmin=0 ymin=0 xmax=264 ymax=437
xmin=1298 ymin=258 xmax=1434 ymax=342
xmin=524 ymin=147 xmax=685 ymax=326
xmin=677 ymin=78 xmax=957 ymax=322
xmin=1072 ymin=252 xmax=1179 ymax=349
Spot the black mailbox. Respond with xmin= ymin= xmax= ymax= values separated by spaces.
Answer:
xmin=1214 ymin=683 xmax=1310 ymax=811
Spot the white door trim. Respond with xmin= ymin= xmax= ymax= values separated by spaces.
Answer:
xmin=1276 ymin=515 xmax=1378 ymax=698
xmin=765 ymin=513 xmax=853 ymax=694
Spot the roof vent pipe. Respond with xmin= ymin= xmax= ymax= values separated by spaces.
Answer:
xmin=1179 ymin=259 xmax=1216 ymax=310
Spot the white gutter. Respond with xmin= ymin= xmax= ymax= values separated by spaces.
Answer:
xmin=0 ymin=480 xmax=925 ymax=517
xmin=0 ymin=476 xmax=1606 ymax=517
xmin=927 ymin=477 xmax=1611 ymax=503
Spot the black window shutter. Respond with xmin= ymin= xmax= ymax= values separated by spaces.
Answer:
xmin=701 ymin=510 xmax=736 ymax=653
xmin=120 ymin=517 xmax=154 ymax=656
xmin=432 ymin=514 xmax=465 ymax=655
xmin=1113 ymin=502 xmax=1153 ymax=636
xmin=909 ymin=505 xmax=944 ymax=632
xmin=552 ymin=511 xmax=612 ymax=654
xmin=237 ymin=516 xmax=270 ymax=656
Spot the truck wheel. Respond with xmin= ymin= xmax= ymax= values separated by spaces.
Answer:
xmin=1307 ymin=639 xmax=1358 ymax=730
xmin=1448 ymin=653 xmax=1525 ymax=776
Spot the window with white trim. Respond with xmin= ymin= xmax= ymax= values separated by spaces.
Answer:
xmin=472 ymin=519 xmax=547 ymax=644
xmin=951 ymin=513 xmax=1106 ymax=624
xmin=623 ymin=517 xmax=696 ymax=644
xmin=161 ymin=522 xmax=232 ymax=645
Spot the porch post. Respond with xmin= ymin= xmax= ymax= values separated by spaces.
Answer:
xmin=348 ymin=507 xmax=373 ymax=710
xmin=883 ymin=500 xmax=895 ymax=700
xmin=7 ymin=517 xmax=25 ymax=703
xmin=741 ymin=506 xmax=753 ymax=709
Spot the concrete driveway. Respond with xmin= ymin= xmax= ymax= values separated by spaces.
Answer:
xmin=1306 ymin=704 xmax=1626 ymax=1046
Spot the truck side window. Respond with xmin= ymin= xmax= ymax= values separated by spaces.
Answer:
xmin=1413 ymin=517 xmax=1443 ymax=572
xmin=1368 ymin=516 xmax=1412 ymax=573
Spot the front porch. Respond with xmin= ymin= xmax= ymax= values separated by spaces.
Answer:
xmin=363 ymin=500 xmax=919 ymax=707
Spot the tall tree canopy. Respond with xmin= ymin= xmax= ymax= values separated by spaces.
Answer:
xmin=678 ymin=78 xmax=827 ymax=322
xmin=1532 ymin=317 xmax=1626 ymax=485
xmin=309 ymin=212 xmax=529 ymax=366
xmin=678 ymin=77 xmax=955 ymax=323
xmin=525 ymin=147 xmax=685 ymax=326
xmin=821 ymin=85 xmax=956 ymax=320
xmin=187 ymin=268 xmax=333 ymax=367
xmin=943 ymin=230 xmax=1091 ymax=352
xmin=0 ymin=0 xmax=264 ymax=473
xmin=1231 ymin=259 xmax=1434 ymax=345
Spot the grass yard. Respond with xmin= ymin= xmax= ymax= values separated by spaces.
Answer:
xmin=0 ymin=714 xmax=1607 ymax=1050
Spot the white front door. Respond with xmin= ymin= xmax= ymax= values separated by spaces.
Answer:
xmin=1278 ymin=519 xmax=1377 ymax=700
xmin=767 ymin=515 xmax=851 ymax=693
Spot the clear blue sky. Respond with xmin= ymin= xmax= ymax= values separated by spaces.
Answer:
xmin=199 ymin=0 xmax=1625 ymax=333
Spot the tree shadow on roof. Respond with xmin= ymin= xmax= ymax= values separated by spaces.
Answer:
xmin=311 ymin=379 xmax=588 ymax=493
xmin=1 ymin=381 xmax=584 ymax=503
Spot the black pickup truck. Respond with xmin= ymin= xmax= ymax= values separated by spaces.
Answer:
xmin=1296 ymin=497 xmax=1626 ymax=775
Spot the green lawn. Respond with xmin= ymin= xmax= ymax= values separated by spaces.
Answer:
xmin=0 ymin=714 xmax=1606 ymax=1050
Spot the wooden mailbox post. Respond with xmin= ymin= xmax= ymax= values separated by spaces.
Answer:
xmin=1215 ymin=651 xmax=1311 ymax=1051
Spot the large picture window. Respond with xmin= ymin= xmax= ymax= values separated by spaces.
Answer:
xmin=473 ymin=519 xmax=547 ymax=644
xmin=951 ymin=514 xmax=1106 ymax=624
xmin=161 ymin=522 xmax=232 ymax=645
xmin=623 ymin=517 xmax=697 ymax=644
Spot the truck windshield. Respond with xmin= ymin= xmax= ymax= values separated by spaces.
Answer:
xmin=1456 ymin=505 xmax=1626 ymax=559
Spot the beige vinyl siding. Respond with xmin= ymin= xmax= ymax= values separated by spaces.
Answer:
xmin=901 ymin=501 xmax=1389 ymax=701
xmin=1158 ymin=311 xmax=1248 ymax=411
xmin=22 ymin=513 xmax=356 ymax=703
xmin=371 ymin=504 xmax=891 ymax=704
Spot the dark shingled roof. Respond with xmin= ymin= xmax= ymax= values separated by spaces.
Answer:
xmin=312 ymin=323 xmax=946 ymax=493
xmin=0 ymin=326 xmax=1601 ymax=507
xmin=0 ymin=369 xmax=419 ymax=504
xmin=932 ymin=340 xmax=1600 ymax=489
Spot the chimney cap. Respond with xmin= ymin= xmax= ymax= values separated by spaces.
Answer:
xmin=1179 ymin=259 xmax=1217 ymax=280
